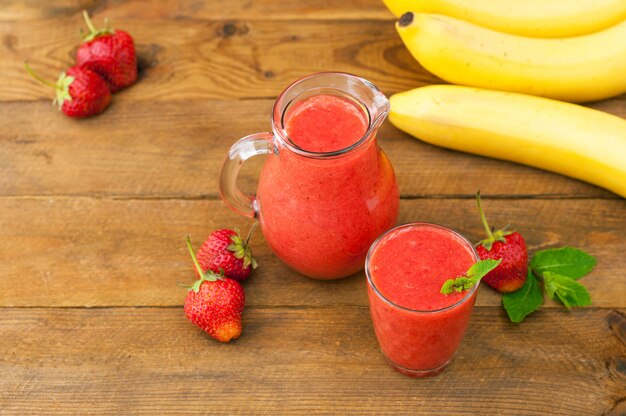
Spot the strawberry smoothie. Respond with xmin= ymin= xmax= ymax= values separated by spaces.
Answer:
xmin=366 ymin=223 xmax=479 ymax=377
xmin=257 ymin=93 xmax=399 ymax=279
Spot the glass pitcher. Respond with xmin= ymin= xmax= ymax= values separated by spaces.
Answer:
xmin=219 ymin=72 xmax=399 ymax=279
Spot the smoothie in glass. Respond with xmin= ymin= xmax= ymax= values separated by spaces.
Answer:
xmin=366 ymin=223 xmax=479 ymax=377
xmin=257 ymin=92 xmax=399 ymax=279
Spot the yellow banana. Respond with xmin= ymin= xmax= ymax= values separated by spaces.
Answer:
xmin=389 ymin=85 xmax=626 ymax=198
xmin=383 ymin=0 xmax=626 ymax=38
xmin=396 ymin=13 xmax=626 ymax=103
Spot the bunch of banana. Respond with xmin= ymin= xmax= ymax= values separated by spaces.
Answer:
xmin=393 ymin=12 xmax=626 ymax=102
xmin=384 ymin=0 xmax=626 ymax=197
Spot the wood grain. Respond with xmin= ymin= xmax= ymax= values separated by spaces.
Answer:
xmin=1 ymin=17 xmax=431 ymax=102
xmin=0 ymin=100 xmax=617 ymax=198
xmin=2 ymin=1 xmax=625 ymax=415
xmin=0 ymin=0 xmax=393 ymax=21
xmin=4 ymin=15 xmax=626 ymax=107
xmin=1 ymin=197 xmax=623 ymax=308
xmin=0 ymin=307 xmax=624 ymax=415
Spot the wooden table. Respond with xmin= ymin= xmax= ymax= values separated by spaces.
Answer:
xmin=1 ymin=1 xmax=625 ymax=414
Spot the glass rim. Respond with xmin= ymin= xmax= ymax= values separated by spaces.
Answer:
xmin=270 ymin=71 xmax=389 ymax=159
xmin=365 ymin=222 xmax=480 ymax=314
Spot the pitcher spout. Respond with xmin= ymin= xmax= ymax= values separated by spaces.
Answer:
xmin=369 ymin=86 xmax=390 ymax=132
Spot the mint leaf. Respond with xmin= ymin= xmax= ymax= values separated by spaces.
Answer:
xmin=441 ymin=277 xmax=474 ymax=294
xmin=467 ymin=259 xmax=502 ymax=280
xmin=543 ymin=271 xmax=592 ymax=308
xmin=531 ymin=247 xmax=596 ymax=280
xmin=502 ymin=269 xmax=543 ymax=323
xmin=441 ymin=259 xmax=501 ymax=294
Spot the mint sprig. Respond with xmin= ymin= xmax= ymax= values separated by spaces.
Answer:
xmin=543 ymin=271 xmax=592 ymax=308
xmin=502 ymin=246 xmax=595 ymax=322
xmin=531 ymin=247 xmax=596 ymax=279
xmin=441 ymin=259 xmax=502 ymax=295
xmin=502 ymin=270 xmax=543 ymax=323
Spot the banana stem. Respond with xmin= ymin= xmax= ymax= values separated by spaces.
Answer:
xmin=476 ymin=190 xmax=494 ymax=240
xmin=24 ymin=63 xmax=60 ymax=89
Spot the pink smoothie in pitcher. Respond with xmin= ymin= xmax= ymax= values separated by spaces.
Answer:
xmin=366 ymin=223 xmax=479 ymax=377
xmin=257 ymin=93 xmax=399 ymax=279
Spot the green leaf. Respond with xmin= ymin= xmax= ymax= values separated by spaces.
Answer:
xmin=467 ymin=259 xmax=502 ymax=280
xmin=531 ymin=247 xmax=596 ymax=280
xmin=190 ymin=279 xmax=203 ymax=293
xmin=441 ymin=277 xmax=474 ymax=294
xmin=502 ymin=269 xmax=543 ymax=323
xmin=52 ymin=73 xmax=74 ymax=108
xmin=543 ymin=271 xmax=592 ymax=308
xmin=441 ymin=259 xmax=502 ymax=295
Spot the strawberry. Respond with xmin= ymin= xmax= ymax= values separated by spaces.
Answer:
xmin=182 ymin=236 xmax=245 ymax=342
xmin=196 ymin=224 xmax=258 ymax=282
xmin=25 ymin=63 xmax=111 ymax=118
xmin=76 ymin=11 xmax=137 ymax=93
xmin=474 ymin=191 xmax=528 ymax=293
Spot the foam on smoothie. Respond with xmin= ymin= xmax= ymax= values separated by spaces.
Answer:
xmin=370 ymin=225 xmax=476 ymax=311
xmin=284 ymin=94 xmax=368 ymax=152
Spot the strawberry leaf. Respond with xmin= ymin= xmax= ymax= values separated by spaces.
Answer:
xmin=502 ymin=269 xmax=543 ymax=323
xmin=190 ymin=279 xmax=203 ymax=293
xmin=227 ymin=225 xmax=258 ymax=270
xmin=53 ymin=73 xmax=74 ymax=108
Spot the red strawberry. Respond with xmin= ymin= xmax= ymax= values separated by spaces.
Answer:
xmin=25 ymin=63 xmax=111 ymax=118
xmin=182 ymin=236 xmax=245 ymax=342
xmin=474 ymin=191 xmax=528 ymax=293
xmin=196 ymin=224 xmax=258 ymax=281
xmin=76 ymin=11 xmax=137 ymax=93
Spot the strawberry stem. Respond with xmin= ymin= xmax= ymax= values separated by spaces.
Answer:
xmin=82 ymin=10 xmax=98 ymax=35
xmin=476 ymin=190 xmax=494 ymax=241
xmin=186 ymin=235 xmax=206 ymax=277
xmin=24 ymin=63 xmax=60 ymax=90
xmin=81 ymin=10 xmax=114 ymax=41
xmin=244 ymin=222 xmax=258 ymax=247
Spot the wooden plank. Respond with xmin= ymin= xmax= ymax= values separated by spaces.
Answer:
xmin=0 ymin=307 xmax=624 ymax=415
xmin=4 ymin=16 xmax=626 ymax=107
xmin=0 ymin=100 xmax=617 ymax=198
xmin=1 ymin=17 xmax=431 ymax=102
xmin=0 ymin=0 xmax=393 ymax=21
xmin=1 ymin=197 xmax=623 ymax=308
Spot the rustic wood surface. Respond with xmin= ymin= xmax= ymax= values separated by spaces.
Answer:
xmin=1 ymin=0 xmax=625 ymax=414
xmin=0 ymin=308 xmax=625 ymax=415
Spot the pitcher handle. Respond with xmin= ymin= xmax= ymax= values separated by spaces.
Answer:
xmin=219 ymin=132 xmax=275 ymax=218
